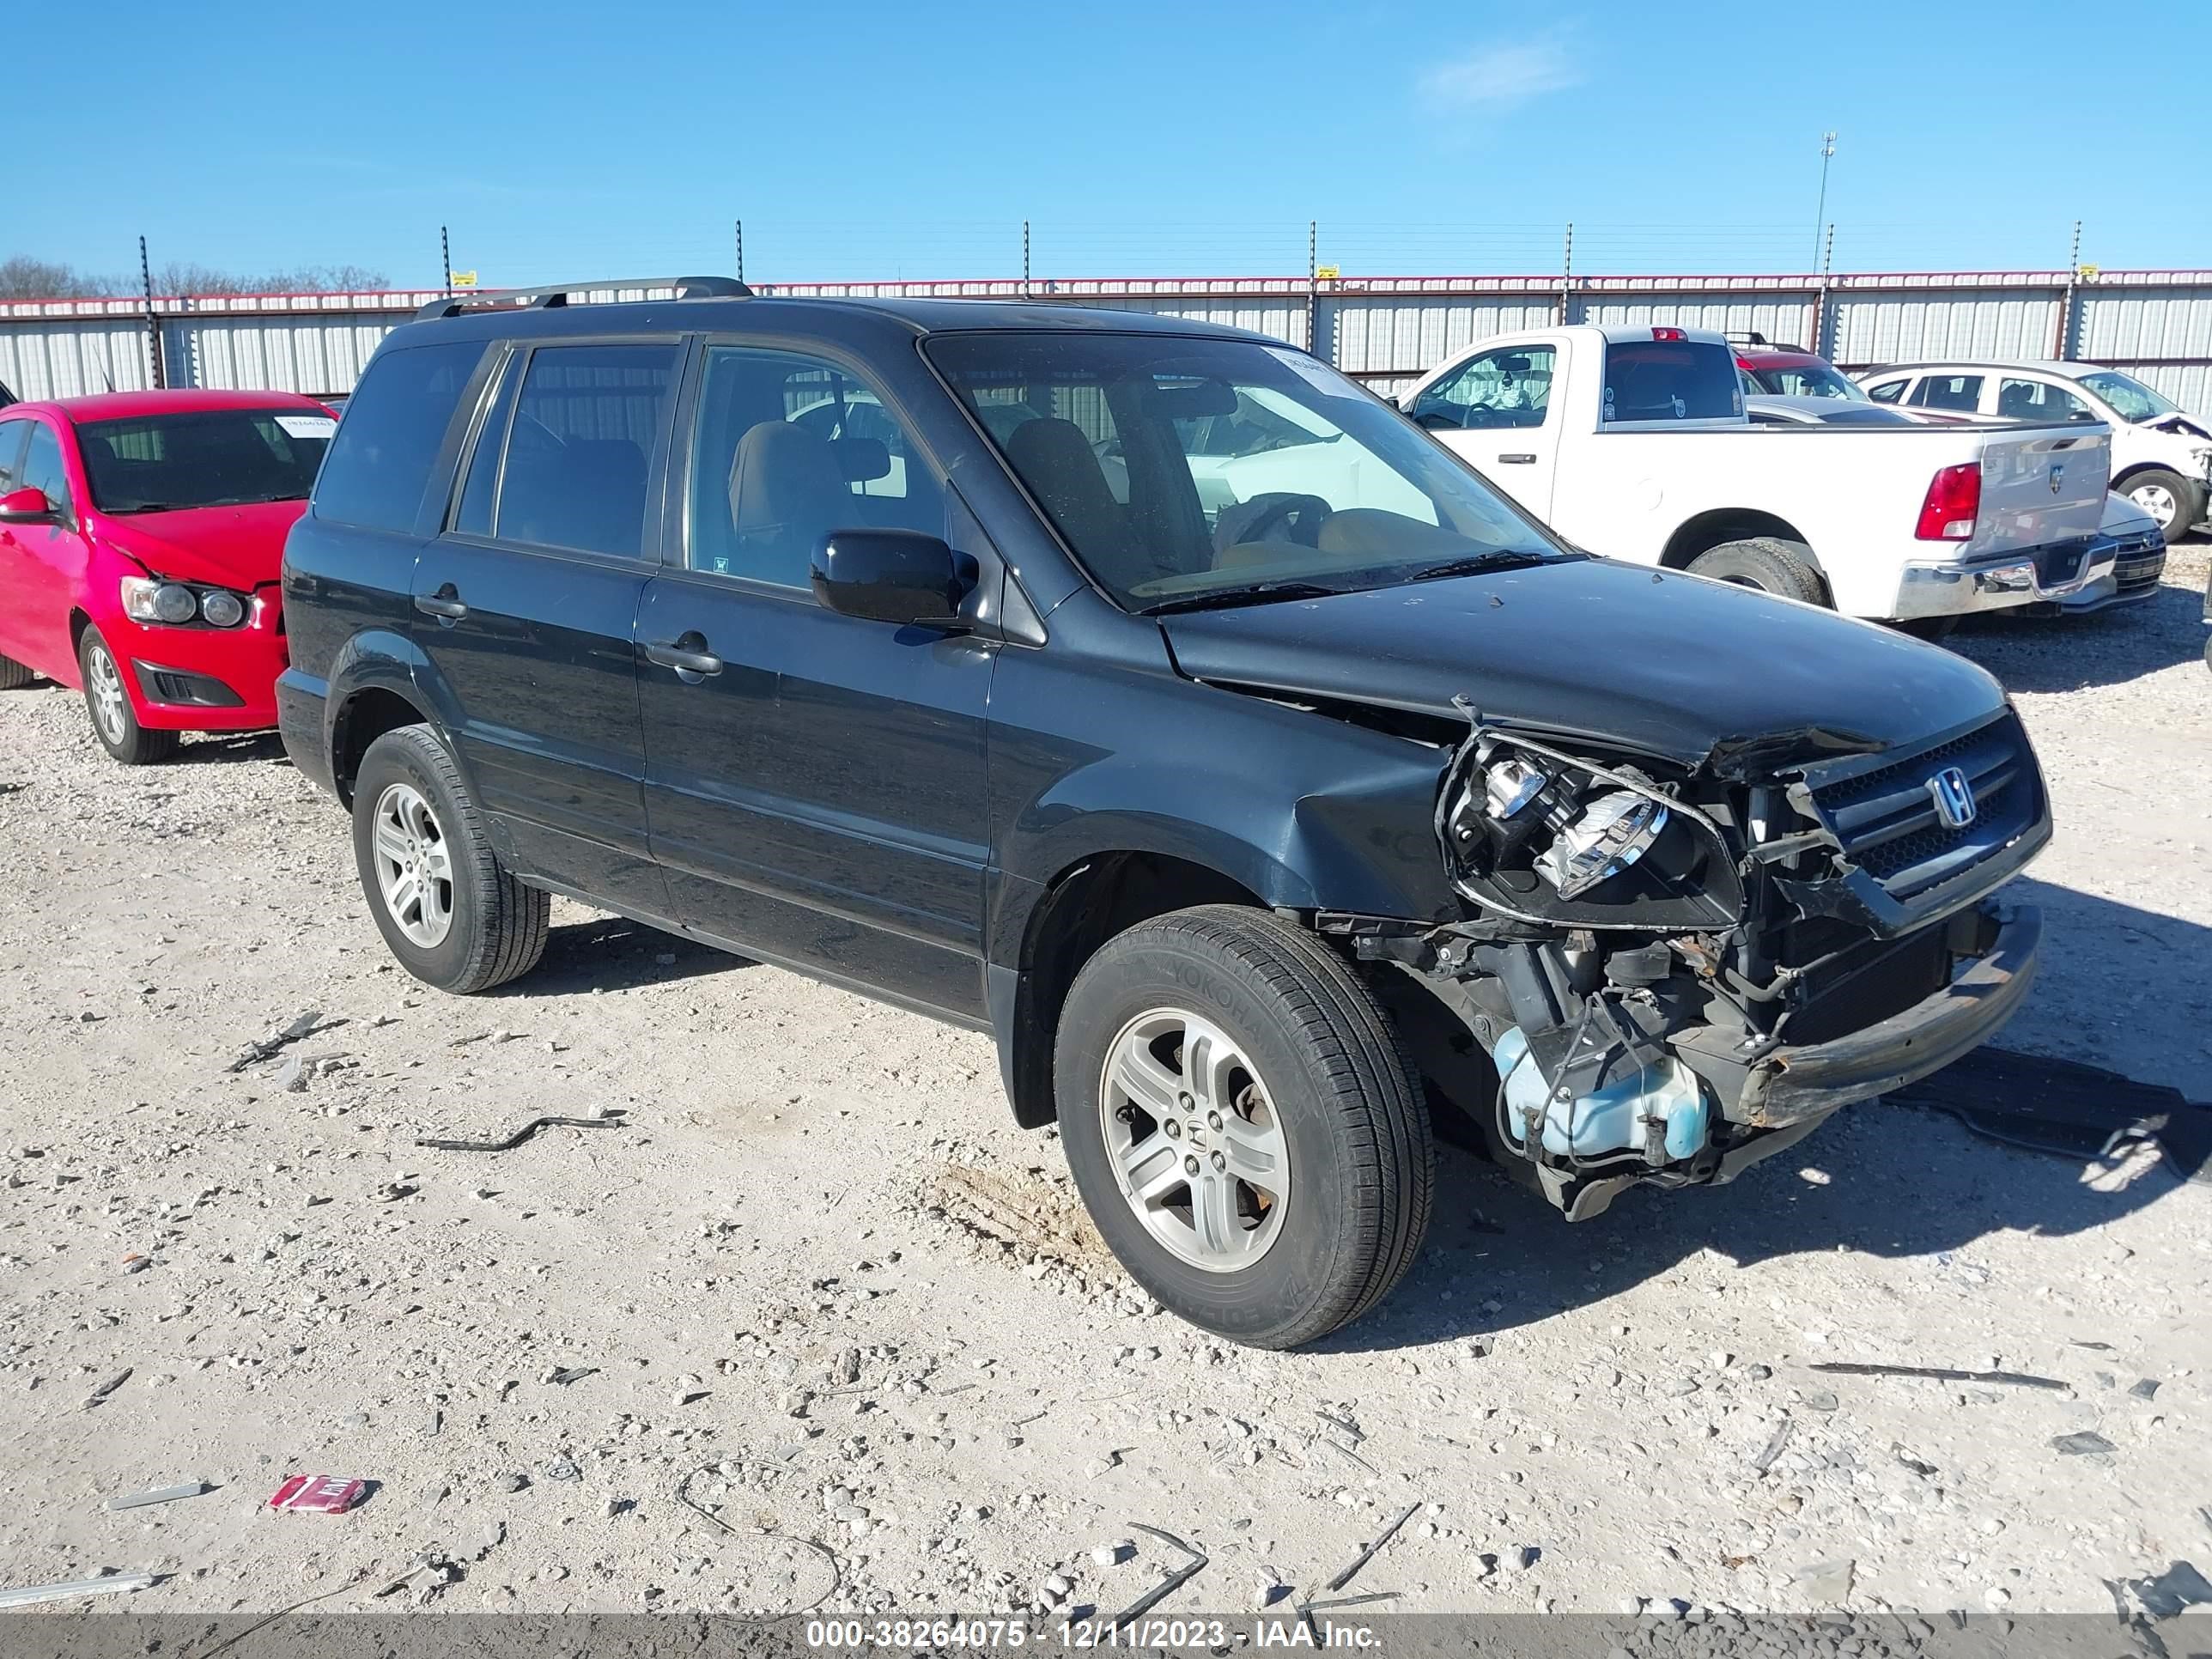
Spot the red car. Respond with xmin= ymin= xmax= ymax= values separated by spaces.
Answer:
xmin=0 ymin=390 xmax=335 ymax=763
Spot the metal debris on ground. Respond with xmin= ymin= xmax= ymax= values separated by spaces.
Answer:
xmin=0 ymin=1572 xmax=158 ymax=1608
xmin=548 ymin=1366 xmax=598 ymax=1386
xmin=82 ymin=1369 xmax=132 ymax=1409
xmin=1808 ymin=1361 xmax=2067 ymax=1390
xmin=1107 ymin=1523 xmax=1209 ymax=1632
xmin=227 ymin=1010 xmax=334 ymax=1073
xmin=1891 ymin=1048 xmax=2210 ymax=1182
xmin=672 ymin=1466 xmax=841 ymax=1611
xmin=2111 ymin=1559 xmax=2212 ymax=1623
xmin=1324 ymin=1499 xmax=1422 ymax=1593
xmin=106 ymin=1481 xmax=212 ymax=1511
xmin=267 ymin=1474 xmax=370 ymax=1514
xmin=416 ymin=1109 xmax=628 ymax=1152
xmin=2052 ymin=1431 xmax=2118 ymax=1457
xmin=2130 ymin=1377 xmax=2163 ymax=1400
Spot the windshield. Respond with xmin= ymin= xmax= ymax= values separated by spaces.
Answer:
xmin=927 ymin=332 xmax=1565 ymax=611
xmin=2075 ymin=370 xmax=2182 ymax=423
xmin=78 ymin=408 xmax=334 ymax=514
xmin=1747 ymin=362 xmax=1866 ymax=401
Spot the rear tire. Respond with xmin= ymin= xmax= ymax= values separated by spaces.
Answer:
xmin=1054 ymin=904 xmax=1433 ymax=1349
xmin=0 ymin=653 xmax=33 ymax=690
xmin=351 ymin=723 xmax=549 ymax=994
xmin=2122 ymin=467 xmax=2201 ymax=546
xmin=78 ymin=627 xmax=180 ymax=765
xmin=1686 ymin=537 xmax=1830 ymax=605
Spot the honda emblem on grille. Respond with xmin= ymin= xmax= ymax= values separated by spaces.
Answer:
xmin=1928 ymin=765 xmax=1977 ymax=829
xmin=2049 ymin=462 xmax=2063 ymax=495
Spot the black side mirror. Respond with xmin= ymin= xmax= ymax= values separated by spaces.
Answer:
xmin=0 ymin=486 xmax=56 ymax=524
xmin=1411 ymin=409 xmax=1459 ymax=431
xmin=811 ymin=529 xmax=969 ymax=629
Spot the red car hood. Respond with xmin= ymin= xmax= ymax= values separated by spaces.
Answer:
xmin=93 ymin=500 xmax=307 ymax=590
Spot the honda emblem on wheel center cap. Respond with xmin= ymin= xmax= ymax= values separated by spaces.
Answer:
xmin=1928 ymin=764 xmax=1977 ymax=829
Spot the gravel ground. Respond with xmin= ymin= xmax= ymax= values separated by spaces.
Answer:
xmin=1 ymin=549 xmax=2207 ymax=1623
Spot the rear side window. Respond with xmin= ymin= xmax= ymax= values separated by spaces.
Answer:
xmin=313 ymin=341 xmax=485 ymax=532
xmin=1865 ymin=379 xmax=1906 ymax=404
xmin=1600 ymin=339 xmax=1740 ymax=423
xmin=1997 ymin=378 xmax=2094 ymax=422
xmin=1911 ymin=374 xmax=1983 ymax=413
xmin=488 ymin=343 xmax=680 ymax=557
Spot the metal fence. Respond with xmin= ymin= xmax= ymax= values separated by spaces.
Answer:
xmin=5 ymin=268 xmax=2209 ymax=410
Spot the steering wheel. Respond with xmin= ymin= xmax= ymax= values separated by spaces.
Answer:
xmin=1213 ymin=491 xmax=1332 ymax=555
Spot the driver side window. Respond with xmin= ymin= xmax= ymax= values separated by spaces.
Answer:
xmin=1411 ymin=345 xmax=1556 ymax=432
xmin=21 ymin=422 xmax=71 ymax=515
xmin=0 ymin=421 xmax=27 ymax=493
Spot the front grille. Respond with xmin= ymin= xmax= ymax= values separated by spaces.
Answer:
xmin=2112 ymin=532 xmax=2167 ymax=596
xmin=1805 ymin=712 xmax=2040 ymax=901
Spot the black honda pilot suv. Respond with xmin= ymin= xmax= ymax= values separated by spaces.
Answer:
xmin=280 ymin=277 xmax=2048 ymax=1348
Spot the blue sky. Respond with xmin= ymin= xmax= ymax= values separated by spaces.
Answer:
xmin=27 ymin=0 xmax=2212 ymax=289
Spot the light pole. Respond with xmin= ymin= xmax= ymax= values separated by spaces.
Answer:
xmin=1812 ymin=131 xmax=1837 ymax=270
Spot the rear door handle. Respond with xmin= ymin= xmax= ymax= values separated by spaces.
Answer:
xmin=1498 ymin=453 xmax=1538 ymax=465
xmin=415 ymin=585 xmax=467 ymax=621
xmin=645 ymin=635 xmax=724 ymax=678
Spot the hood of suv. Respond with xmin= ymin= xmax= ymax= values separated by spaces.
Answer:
xmin=93 ymin=500 xmax=307 ymax=591
xmin=1158 ymin=557 xmax=2008 ymax=771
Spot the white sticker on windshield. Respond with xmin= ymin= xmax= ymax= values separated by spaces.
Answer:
xmin=1265 ymin=346 xmax=1355 ymax=399
xmin=275 ymin=415 xmax=337 ymax=440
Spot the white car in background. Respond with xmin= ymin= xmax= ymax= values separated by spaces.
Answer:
xmin=1858 ymin=360 xmax=2212 ymax=544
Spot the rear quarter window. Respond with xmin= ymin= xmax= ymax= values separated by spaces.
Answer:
xmin=312 ymin=340 xmax=487 ymax=532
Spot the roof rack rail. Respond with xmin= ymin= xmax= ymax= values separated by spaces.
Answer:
xmin=415 ymin=275 xmax=750 ymax=321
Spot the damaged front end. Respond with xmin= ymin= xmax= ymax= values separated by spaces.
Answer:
xmin=1332 ymin=708 xmax=2051 ymax=1220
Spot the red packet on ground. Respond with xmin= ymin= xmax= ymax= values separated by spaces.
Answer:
xmin=267 ymin=1474 xmax=368 ymax=1514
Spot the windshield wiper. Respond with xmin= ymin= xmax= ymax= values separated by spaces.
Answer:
xmin=1139 ymin=580 xmax=1346 ymax=616
xmin=1402 ymin=550 xmax=1566 ymax=582
xmin=106 ymin=502 xmax=182 ymax=514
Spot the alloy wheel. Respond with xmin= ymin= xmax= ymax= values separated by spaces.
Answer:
xmin=86 ymin=643 xmax=130 ymax=747
xmin=1097 ymin=1006 xmax=1291 ymax=1273
xmin=2130 ymin=481 xmax=2179 ymax=530
xmin=370 ymin=781 xmax=456 ymax=948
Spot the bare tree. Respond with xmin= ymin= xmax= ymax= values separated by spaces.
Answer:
xmin=0 ymin=257 xmax=120 ymax=299
xmin=154 ymin=261 xmax=389 ymax=295
xmin=3 ymin=255 xmax=390 ymax=301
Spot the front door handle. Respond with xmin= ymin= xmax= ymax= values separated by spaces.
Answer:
xmin=1497 ymin=453 xmax=1538 ymax=465
xmin=645 ymin=634 xmax=724 ymax=678
xmin=415 ymin=585 xmax=468 ymax=621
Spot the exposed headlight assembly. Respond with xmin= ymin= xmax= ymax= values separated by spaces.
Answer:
xmin=1438 ymin=729 xmax=1742 ymax=929
xmin=1533 ymin=788 xmax=1669 ymax=898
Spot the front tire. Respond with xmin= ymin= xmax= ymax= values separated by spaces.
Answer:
xmin=1686 ymin=537 xmax=1830 ymax=605
xmin=2123 ymin=468 xmax=2201 ymax=546
xmin=1054 ymin=905 xmax=1433 ymax=1349
xmin=78 ymin=627 xmax=179 ymax=765
xmin=351 ymin=723 xmax=548 ymax=994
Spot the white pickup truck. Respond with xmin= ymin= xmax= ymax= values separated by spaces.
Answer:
xmin=1396 ymin=325 xmax=2112 ymax=623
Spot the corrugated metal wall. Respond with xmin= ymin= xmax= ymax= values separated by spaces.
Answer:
xmin=5 ymin=271 xmax=2210 ymax=408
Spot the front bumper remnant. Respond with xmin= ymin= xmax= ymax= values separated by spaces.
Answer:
xmin=1738 ymin=903 xmax=2040 ymax=1127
